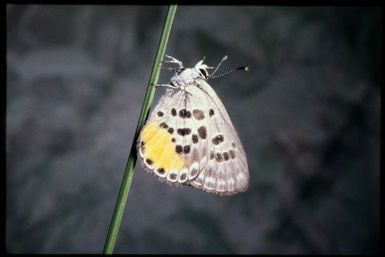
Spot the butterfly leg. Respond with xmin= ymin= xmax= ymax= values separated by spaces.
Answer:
xmin=163 ymin=55 xmax=184 ymax=69
xmin=154 ymin=83 xmax=178 ymax=90
xmin=161 ymin=66 xmax=179 ymax=72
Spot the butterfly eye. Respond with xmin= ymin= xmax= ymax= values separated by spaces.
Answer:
xmin=176 ymin=68 xmax=185 ymax=74
xmin=199 ymin=68 xmax=207 ymax=77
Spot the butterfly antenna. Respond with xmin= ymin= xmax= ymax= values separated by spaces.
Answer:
xmin=208 ymin=55 xmax=228 ymax=77
xmin=209 ymin=66 xmax=249 ymax=79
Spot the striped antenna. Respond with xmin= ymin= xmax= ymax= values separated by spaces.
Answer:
xmin=208 ymin=66 xmax=249 ymax=79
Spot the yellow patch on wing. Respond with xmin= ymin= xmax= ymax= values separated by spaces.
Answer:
xmin=140 ymin=122 xmax=185 ymax=171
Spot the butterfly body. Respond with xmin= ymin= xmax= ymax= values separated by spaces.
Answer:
xmin=137 ymin=56 xmax=249 ymax=196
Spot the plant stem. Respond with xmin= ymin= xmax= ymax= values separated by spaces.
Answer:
xmin=103 ymin=5 xmax=177 ymax=254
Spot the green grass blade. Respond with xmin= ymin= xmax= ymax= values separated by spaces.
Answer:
xmin=103 ymin=5 xmax=177 ymax=254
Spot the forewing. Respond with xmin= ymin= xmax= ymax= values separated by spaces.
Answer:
xmin=137 ymin=88 xmax=210 ymax=185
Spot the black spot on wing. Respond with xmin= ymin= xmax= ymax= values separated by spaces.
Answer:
xmin=146 ymin=158 xmax=153 ymax=165
xmin=175 ymin=145 xmax=183 ymax=154
xmin=215 ymin=153 xmax=223 ymax=162
xmin=159 ymin=122 xmax=168 ymax=129
xmin=179 ymin=109 xmax=187 ymax=118
xmin=197 ymin=126 xmax=207 ymax=139
xmin=183 ymin=145 xmax=191 ymax=154
xmin=180 ymin=173 xmax=187 ymax=180
xmin=229 ymin=150 xmax=236 ymax=159
xmin=193 ymin=109 xmax=205 ymax=120
xmin=212 ymin=135 xmax=224 ymax=145
xmin=177 ymin=128 xmax=191 ymax=136
xmin=192 ymin=134 xmax=199 ymax=144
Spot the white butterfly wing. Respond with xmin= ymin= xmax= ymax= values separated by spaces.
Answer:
xmin=138 ymin=79 xmax=249 ymax=196
xmin=187 ymin=80 xmax=249 ymax=195
xmin=137 ymin=88 xmax=210 ymax=185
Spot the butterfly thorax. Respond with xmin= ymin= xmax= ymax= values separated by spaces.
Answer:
xmin=169 ymin=60 xmax=210 ymax=91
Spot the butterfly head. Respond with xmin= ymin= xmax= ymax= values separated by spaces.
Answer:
xmin=167 ymin=55 xmax=247 ymax=90
xmin=174 ymin=59 xmax=212 ymax=81
xmin=193 ymin=59 xmax=213 ymax=79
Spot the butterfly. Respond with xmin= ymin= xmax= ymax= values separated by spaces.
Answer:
xmin=137 ymin=55 xmax=249 ymax=196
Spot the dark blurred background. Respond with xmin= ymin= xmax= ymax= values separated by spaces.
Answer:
xmin=6 ymin=5 xmax=381 ymax=254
